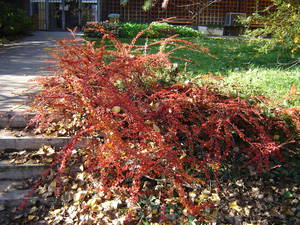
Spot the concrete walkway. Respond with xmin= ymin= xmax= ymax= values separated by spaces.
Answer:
xmin=0 ymin=31 xmax=74 ymax=112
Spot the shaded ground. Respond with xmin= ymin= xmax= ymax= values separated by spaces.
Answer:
xmin=0 ymin=32 xmax=73 ymax=111
xmin=0 ymin=141 xmax=299 ymax=225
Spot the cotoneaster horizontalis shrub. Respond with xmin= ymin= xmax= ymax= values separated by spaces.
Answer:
xmin=29 ymin=25 xmax=296 ymax=221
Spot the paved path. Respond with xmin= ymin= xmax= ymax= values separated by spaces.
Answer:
xmin=0 ymin=31 xmax=74 ymax=112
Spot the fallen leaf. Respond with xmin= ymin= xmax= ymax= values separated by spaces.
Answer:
xmin=153 ymin=124 xmax=160 ymax=132
xmin=289 ymin=84 xmax=298 ymax=95
xmin=210 ymin=193 xmax=221 ymax=204
xmin=283 ymin=208 xmax=295 ymax=216
xmin=229 ymin=200 xmax=242 ymax=212
xmin=0 ymin=205 xmax=5 ymax=211
xmin=112 ymin=106 xmax=121 ymax=113
xmin=35 ymin=148 xmax=45 ymax=155
xmin=46 ymin=147 xmax=55 ymax=156
xmin=179 ymin=152 xmax=187 ymax=160
xmin=87 ymin=198 xmax=98 ymax=210
xmin=27 ymin=215 xmax=36 ymax=221
xmin=29 ymin=206 xmax=38 ymax=214
xmin=74 ymin=191 xmax=86 ymax=202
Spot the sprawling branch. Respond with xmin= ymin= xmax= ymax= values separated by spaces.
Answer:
xmin=175 ymin=0 xmax=223 ymax=19
xmin=124 ymin=0 xmax=223 ymax=15
xmin=176 ymin=0 xmax=222 ymax=8
xmin=162 ymin=0 xmax=170 ymax=9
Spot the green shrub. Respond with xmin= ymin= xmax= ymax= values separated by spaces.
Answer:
xmin=0 ymin=2 xmax=33 ymax=38
xmin=241 ymin=0 xmax=300 ymax=53
xmin=170 ymin=23 xmax=202 ymax=37
xmin=84 ymin=22 xmax=202 ymax=39
xmin=120 ymin=22 xmax=202 ymax=38
xmin=118 ymin=22 xmax=149 ymax=38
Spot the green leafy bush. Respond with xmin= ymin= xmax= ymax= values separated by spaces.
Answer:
xmin=242 ymin=0 xmax=300 ymax=53
xmin=84 ymin=21 xmax=202 ymax=39
xmin=0 ymin=2 xmax=33 ymax=38
xmin=118 ymin=22 xmax=149 ymax=38
xmin=170 ymin=23 xmax=203 ymax=37
xmin=120 ymin=22 xmax=202 ymax=38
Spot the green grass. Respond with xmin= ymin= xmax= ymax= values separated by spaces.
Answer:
xmin=191 ymin=37 xmax=300 ymax=107
xmin=204 ymin=67 xmax=300 ymax=107
xmin=88 ymin=36 xmax=299 ymax=108
xmin=118 ymin=37 xmax=300 ymax=108
xmin=181 ymin=37 xmax=299 ymax=75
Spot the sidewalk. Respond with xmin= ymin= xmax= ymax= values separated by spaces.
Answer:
xmin=0 ymin=31 xmax=73 ymax=112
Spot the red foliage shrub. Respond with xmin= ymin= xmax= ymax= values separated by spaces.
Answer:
xmin=29 ymin=27 xmax=294 ymax=219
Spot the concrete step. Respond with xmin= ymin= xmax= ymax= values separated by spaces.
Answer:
xmin=0 ymin=160 xmax=48 ymax=180
xmin=0 ymin=180 xmax=30 ymax=192
xmin=0 ymin=189 xmax=35 ymax=207
xmin=0 ymin=112 xmax=34 ymax=129
xmin=0 ymin=180 xmax=37 ymax=207
xmin=0 ymin=136 xmax=71 ymax=151
xmin=0 ymin=128 xmax=37 ymax=138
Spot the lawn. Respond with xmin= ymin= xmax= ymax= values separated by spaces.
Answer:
xmin=118 ymin=36 xmax=300 ymax=108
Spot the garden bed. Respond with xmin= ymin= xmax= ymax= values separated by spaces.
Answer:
xmin=3 ymin=23 xmax=300 ymax=225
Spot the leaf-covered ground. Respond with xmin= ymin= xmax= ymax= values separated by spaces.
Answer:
xmin=1 ymin=142 xmax=299 ymax=225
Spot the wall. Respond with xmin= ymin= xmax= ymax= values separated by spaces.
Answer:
xmin=101 ymin=0 xmax=273 ymax=26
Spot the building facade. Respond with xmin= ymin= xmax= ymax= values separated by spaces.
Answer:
xmin=28 ymin=0 xmax=101 ymax=30
xmin=25 ymin=0 xmax=272 ymax=30
xmin=103 ymin=0 xmax=272 ymax=26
